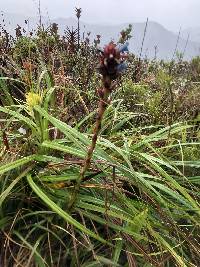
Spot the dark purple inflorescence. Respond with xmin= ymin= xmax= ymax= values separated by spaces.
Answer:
xmin=97 ymin=42 xmax=129 ymax=80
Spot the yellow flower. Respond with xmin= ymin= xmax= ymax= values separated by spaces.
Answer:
xmin=26 ymin=92 xmax=42 ymax=111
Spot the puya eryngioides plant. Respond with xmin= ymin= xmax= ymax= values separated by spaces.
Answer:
xmin=68 ymin=41 xmax=129 ymax=211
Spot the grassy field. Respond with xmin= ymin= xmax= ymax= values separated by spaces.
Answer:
xmin=0 ymin=15 xmax=200 ymax=267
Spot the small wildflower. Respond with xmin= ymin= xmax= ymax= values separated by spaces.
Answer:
xmin=26 ymin=92 xmax=42 ymax=111
xmin=18 ymin=127 xmax=26 ymax=135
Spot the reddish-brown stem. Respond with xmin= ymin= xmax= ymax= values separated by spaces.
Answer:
xmin=68 ymin=77 xmax=112 ymax=211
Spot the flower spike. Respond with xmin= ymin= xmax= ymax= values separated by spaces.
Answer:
xmin=97 ymin=41 xmax=129 ymax=80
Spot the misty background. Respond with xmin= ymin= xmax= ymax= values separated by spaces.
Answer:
xmin=1 ymin=0 xmax=200 ymax=59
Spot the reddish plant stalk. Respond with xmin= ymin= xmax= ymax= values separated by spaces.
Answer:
xmin=68 ymin=77 xmax=112 ymax=211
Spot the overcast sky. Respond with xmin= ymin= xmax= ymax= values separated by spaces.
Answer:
xmin=1 ymin=0 xmax=199 ymax=31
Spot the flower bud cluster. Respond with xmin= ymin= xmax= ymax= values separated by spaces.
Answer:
xmin=97 ymin=42 xmax=129 ymax=80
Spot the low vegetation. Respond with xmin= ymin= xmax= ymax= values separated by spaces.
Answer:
xmin=0 ymin=11 xmax=200 ymax=267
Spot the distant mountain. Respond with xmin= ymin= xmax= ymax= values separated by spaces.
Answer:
xmin=182 ymin=27 xmax=200 ymax=44
xmin=1 ymin=13 xmax=200 ymax=60
xmin=67 ymin=20 xmax=199 ymax=60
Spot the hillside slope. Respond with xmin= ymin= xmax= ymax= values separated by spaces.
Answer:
xmin=1 ymin=13 xmax=200 ymax=60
